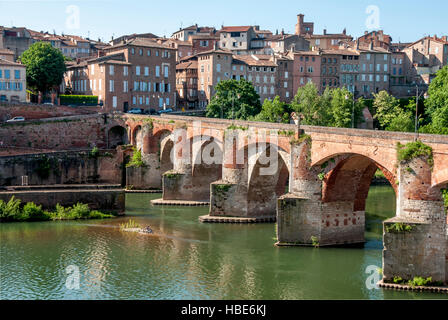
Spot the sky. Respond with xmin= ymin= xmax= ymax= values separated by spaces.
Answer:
xmin=1 ymin=0 xmax=447 ymax=43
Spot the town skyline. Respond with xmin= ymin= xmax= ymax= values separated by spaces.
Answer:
xmin=1 ymin=0 xmax=447 ymax=43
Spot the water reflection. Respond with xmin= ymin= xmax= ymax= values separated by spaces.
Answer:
xmin=1 ymin=186 xmax=447 ymax=300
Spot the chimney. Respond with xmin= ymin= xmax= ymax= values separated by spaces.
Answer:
xmin=364 ymin=31 xmax=368 ymax=35
xmin=343 ymin=28 xmax=346 ymax=35
xmin=442 ymin=36 xmax=448 ymax=42
xmin=323 ymin=29 xmax=327 ymax=35
xmin=369 ymin=41 xmax=374 ymax=50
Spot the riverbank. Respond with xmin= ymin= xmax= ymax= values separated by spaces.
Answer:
xmin=0 ymin=197 xmax=115 ymax=222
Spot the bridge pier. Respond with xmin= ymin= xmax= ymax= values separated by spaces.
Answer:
xmin=383 ymin=156 xmax=447 ymax=284
xmin=276 ymin=142 xmax=365 ymax=246
xmin=126 ymin=125 xmax=164 ymax=190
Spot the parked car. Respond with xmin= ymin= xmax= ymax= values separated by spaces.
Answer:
xmin=158 ymin=108 xmax=173 ymax=114
xmin=127 ymin=108 xmax=143 ymax=114
xmin=6 ymin=116 xmax=25 ymax=123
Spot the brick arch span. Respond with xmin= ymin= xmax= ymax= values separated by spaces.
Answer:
xmin=246 ymin=144 xmax=290 ymax=217
xmin=318 ymin=154 xmax=397 ymax=213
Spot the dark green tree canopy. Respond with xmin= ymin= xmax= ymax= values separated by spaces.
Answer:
xmin=252 ymin=96 xmax=291 ymax=123
xmin=421 ymin=66 xmax=448 ymax=134
xmin=206 ymin=79 xmax=262 ymax=120
xmin=20 ymin=42 xmax=67 ymax=94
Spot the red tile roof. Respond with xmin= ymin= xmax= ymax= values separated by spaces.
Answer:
xmin=221 ymin=26 xmax=253 ymax=32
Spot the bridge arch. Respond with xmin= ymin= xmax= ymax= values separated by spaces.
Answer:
xmin=314 ymin=153 xmax=397 ymax=212
xmin=157 ymin=130 xmax=175 ymax=174
xmin=132 ymin=125 xmax=143 ymax=150
xmin=107 ymin=125 xmax=129 ymax=149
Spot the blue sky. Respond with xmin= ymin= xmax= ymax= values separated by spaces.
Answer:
xmin=1 ymin=0 xmax=447 ymax=43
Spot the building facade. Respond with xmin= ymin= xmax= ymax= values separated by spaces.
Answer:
xmin=0 ymin=58 xmax=27 ymax=102
xmin=63 ymin=38 xmax=177 ymax=113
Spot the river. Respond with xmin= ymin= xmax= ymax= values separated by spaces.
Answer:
xmin=1 ymin=185 xmax=446 ymax=300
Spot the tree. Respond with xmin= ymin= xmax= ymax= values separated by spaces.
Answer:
xmin=19 ymin=42 xmax=66 ymax=95
xmin=206 ymin=79 xmax=261 ymax=120
xmin=372 ymin=90 xmax=401 ymax=129
xmin=290 ymin=82 xmax=331 ymax=126
xmin=252 ymin=96 xmax=290 ymax=123
xmin=330 ymin=87 xmax=357 ymax=128
xmin=420 ymin=66 xmax=448 ymax=134
xmin=382 ymin=98 xmax=414 ymax=132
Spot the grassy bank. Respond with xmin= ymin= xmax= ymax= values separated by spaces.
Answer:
xmin=0 ymin=196 xmax=114 ymax=222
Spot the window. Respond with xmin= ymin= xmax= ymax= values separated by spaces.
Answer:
xmin=164 ymin=65 xmax=169 ymax=77
xmin=376 ymin=64 xmax=380 ymax=72
xmin=366 ymin=53 xmax=371 ymax=60
xmin=109 ymin=65 xmax=114 ymax=75
xmin=159 ymin=98 xmax=163 ymax=108
xmin=123 ymin=81 xmax=128 ymax=92
xmin=139 ymin=96 xmax=143 ymax=105
xmin=139 ymin=49 xmax=143 ymax=56
xmin=384 ymin=75 xmax=388 ymax=82
xmin=99 ymin=79 xmax=102 ymax=90
xmin=147 ymin=50 xmax=151 ymax=56
xmin=384 ymin=54 xmax=387 ymax=61
xmin=156 ymin=66 xmax=160 ymax=77
xmin=376 ymin=75 xmax=380 ymax=82
xmin=285 ymin=71 xmax=288 ymax=79
xmin=4 ymin=70 xmax=10 ymax=79
xmin=112 ymin=96 xmax=117 ymax=108
xmin=217 ymin=64 xmax=221 ymax=72
xmin=144 ymin=67 xmax=149 ymax=76
xmin=136 ymin=66 xmax=141 ymax=76
xmin=146 ymin=97 xmax=149 ymax=105
xmin=14 ymin=70 xmax=20 ymax=79
xmin=286 ymin=92 xmax=289 ymax=98
xmin=131 ymin=48 xmax=135 ymax=55
xmin=132 ymin=96 xmax=136 ymax=105
xmin=123 ymin=66 xmax=128 ymax=76
xmin=109 ymin=80 xmax=114 ymax=92
xmin=315 ymin=39 xmax=320 ymax=45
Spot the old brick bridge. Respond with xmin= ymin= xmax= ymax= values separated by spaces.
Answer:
xmin=2 ymin=112 xmax=448 ymax=285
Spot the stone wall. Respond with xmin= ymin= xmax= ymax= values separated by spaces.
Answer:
xmin=0 ymin=114 xmax=109 ymax=150
xmin=0 ymin=103 xmax=97 ymax=122
xmin=0 ymin=150 xmax=123 ymax=186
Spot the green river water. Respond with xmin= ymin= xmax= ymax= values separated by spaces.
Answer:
xmin=1 ymin=185 xmax=447 ymax=300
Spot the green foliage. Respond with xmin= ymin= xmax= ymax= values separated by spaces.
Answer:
xmin=290 ymin=84 xmax=363 ymax=128
xmin=442 ymin=189 xmax=448 ymax=211
xmin=290 ymin=83 xmax=330 ymax=126
xmin=385 ymin=99 xmax=416 ymax=133
xmin=386 ymin=222 xmax=413 ymax=233
xmin=310 ymin=236 xmax=319 ymax=247
xmin=60 ymin=95 xmax=99 ymax=106
xmin=372 ymin=90 xmax=416 ymax=132
xmin=0 ymin=199 xmax=112 ymax=222
xmin=252 ymin=96 xmax=291 ymax=123
xmin=317 ymin=172 xmax=326 ymax=181
xmin=19 ymin=42 xmax=66 ymax=94
xmin=119 ymin=219 xmax=141 ymax=230
xmin=164 ymin=171 xmax=181 ymax=179
xmin=393 ymin=276 xmax=404 ymax=284
xmin=0 ymin=197 xmax=22 ymax=222
xmin=206 ymin=79 xmax=262 ymax=120
xmin=408 ymin=276 xmax=432 ymax=287
xmin=89 ymin=147 xmax=100 ymax=159
xmin=22 ymin=202 xmax=50 ymax=221
xmin=397 ymin=141 xmax=433 ymax=167
xmin=423 ymin=66 xmax=448 ymax=134
xmin=278 ymin=130 xmax=295 ymax=137
xmin=214 ymin=184 xmax=232 ymax=194
xmin=227 ymin=124 xmax=248 ymax=131
xmin=50 ymin=203 xmax=112 ymax=220
xmin=126 ymin=148 xmax=144 ymax=168
xmin=329 ymin=87 xmax=364 ymax=128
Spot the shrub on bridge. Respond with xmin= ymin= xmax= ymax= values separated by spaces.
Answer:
xmin=60 ymin=95 xmax=98 ymax=106
xmin=396 ymin=141 xmax=433 ymax=168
